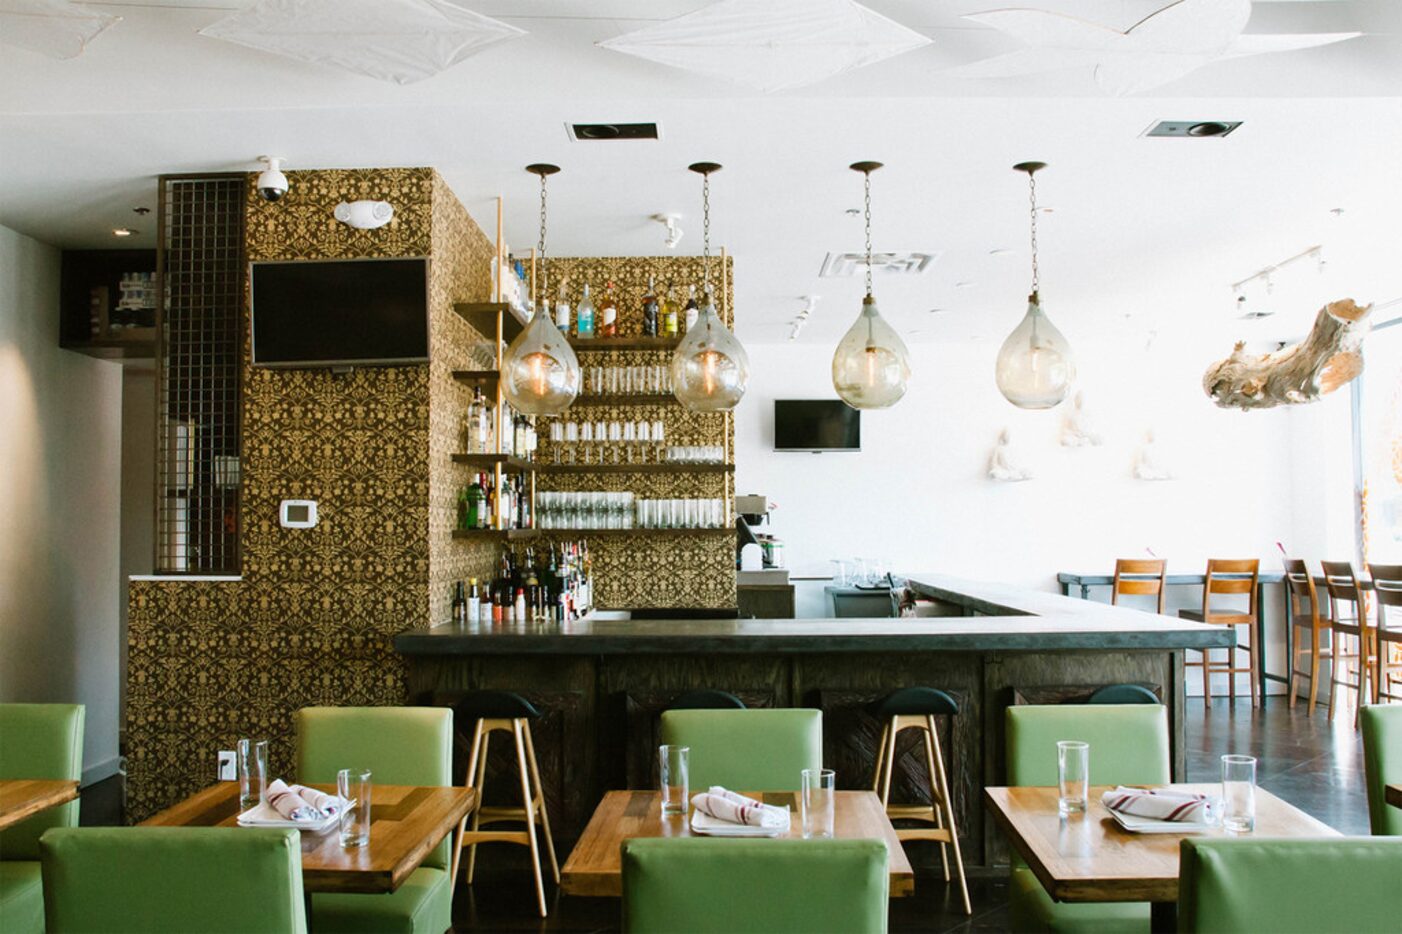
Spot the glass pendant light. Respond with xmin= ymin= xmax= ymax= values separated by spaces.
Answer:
xmin=671 ymin=162 xmax=749 ymax=412
xmin=994 ymin=162 xmax=1076 ymax=410
xmin=501 ymin=164 xmax=581 ymax=416
xmin=832 ymin=161 xmax=911 ymax=409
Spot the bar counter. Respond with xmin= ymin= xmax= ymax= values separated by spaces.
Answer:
xmin=395 ymin=574 xmax=1232 ymax=869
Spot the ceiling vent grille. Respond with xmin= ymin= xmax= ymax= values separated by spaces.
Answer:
xmin=819 ymin=251 xmax=938 ymax=278
xmin=567 ymin=122 xmax=660 ymax=141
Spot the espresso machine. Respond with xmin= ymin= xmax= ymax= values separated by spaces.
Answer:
xmin=735 ymin=494 xmax=784 ymax=569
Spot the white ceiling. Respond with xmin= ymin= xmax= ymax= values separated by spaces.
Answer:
xmin=1 ymin=0 xmax=1399 ymax=347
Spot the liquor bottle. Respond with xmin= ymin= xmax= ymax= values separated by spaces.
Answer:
xmin=576 ymin=285 xmax=595 ymax=338
xmin=514 ymin=587 xmax=526 ymax=622
xmin=599 ymin=281 xmax=618 ymax=338
xmin=641 ymin=276 xmax=659 ymax=337
xmin=526 ymin=417 xmax=538 ymax=461
xmin=456 ymin=488 xmax=469 ymax=532
xmin=554 ymin=282 xmax=570 ymax=334
xmin=466 ymin=388 xmax=487 ymax=454
xmin=485 ymin=473 xmax=497 ymax=530
xmin=501 ymin=402 xmax=515 ymax=456
xmin=467 ymin=473 xmax=486 ymax=529
xmin=514 ymin=416 xmax=528 ymax=461
xmin=451 ymin=581 xmax=467 ymax=625
xmin=683 ymin=285 xmax=699 ymax=333
xmin=467 ymin=578 xmax=481 ymax=625
xmin=662 ymin=286 xmax=680 ymax=338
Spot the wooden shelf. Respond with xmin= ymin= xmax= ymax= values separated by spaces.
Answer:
xmin=569 ymin=336 xmax=680 ymax=352
xmin=451 ymin=528 xmax=540 ymax=542
xmin=454 ymin=302 xmax=525 ymax=342
xmin=569 ymin=394 xmax=678 ymax=407
xmin=535 ymin=528 xmax=734 ymax=538
xmin=451 ymin=370 xmax=499 ymax=389
xmin=451 ymin=453 xmax=535 ymax=471
xmin=538 ymin=463 xmax=734 ymax=475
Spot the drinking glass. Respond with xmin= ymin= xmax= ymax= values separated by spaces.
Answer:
xmin=1057 ymin=741 xmax=1089 ymax=815
xmin=652 ymin=419 xmax=666 ymax=463
xmin=564 ymin=421 xmax=579 ymax=464
xmin=623 ymin=421 xmax=636 ymax=463
xmin=801 ymin=768 xmax=836 ymax=838
xmin=609 ymin=421 xmax=623 ymax=464
xmin=337 ymin=768 xmax=372 ymax=848
xmin=580 ymin=421 xmax=593 ymax=465
xmin=595 ymin=421 xmax=608 ymax=466
xmin=660 ymin=745 xmax=689 ymax=815
xmin=237 ymin=738 xmax=268 ymax=811
xmin=1221 ymin=755 xmax=1256 ymax=832
xmin=637 ymin=421 xmax=651 ymax=464
xmin=550 ymin=421 xmax=564 ymax=464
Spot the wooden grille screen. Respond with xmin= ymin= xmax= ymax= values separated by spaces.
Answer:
xmin=155 ymin=175 xmax=245 ymax=573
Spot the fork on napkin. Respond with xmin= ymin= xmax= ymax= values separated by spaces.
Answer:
xmin=690 ymin=787 xmax=789 ymax=829
xmin=1101 ymin=786 xmax=1215 ymax=823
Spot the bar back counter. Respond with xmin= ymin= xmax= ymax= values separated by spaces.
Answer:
xmin=395 ymin=574 xmax=1233 ymax=868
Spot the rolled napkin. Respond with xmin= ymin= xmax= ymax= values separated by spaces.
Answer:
xmin=265 ymin=779 xmax=326 ymax=822
xmin=289 ymin=783 xmax=342 ymax=817
xmin=1102 ymin=786 xmax=1214 ymax=823
xmin=690 ymin=786 xmax=789 ymax=828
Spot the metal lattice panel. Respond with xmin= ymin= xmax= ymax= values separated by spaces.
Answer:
xmin=155 ymin=175 xmax=245 ymax=573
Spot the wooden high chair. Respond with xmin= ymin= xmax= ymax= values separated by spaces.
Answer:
xmin=1179 ymin=559 xmax=1259 ymax=708
xmin=1111 ymin=558 xmax=1168 ymax=613
xmin=1323 ymin=561 xmax=1373 ymax=727
xmin=1366 ymin=563 xmax=1402 ymax=706
xmin=1284 ymin=557 xmax=1332 ymax=716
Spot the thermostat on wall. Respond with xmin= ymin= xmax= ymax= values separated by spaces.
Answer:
xmin=279 ymin=500 xmax=318 ymax=529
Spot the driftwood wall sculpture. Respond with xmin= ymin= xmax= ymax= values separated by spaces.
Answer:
xmin=1203 ymin=298 xmax=1372 ymax=410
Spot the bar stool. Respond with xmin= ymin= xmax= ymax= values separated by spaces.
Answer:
xmin=1323 ymin=561 xmax=1373 ymax=727
xmin=450 ymin=691 xmax=559 ymax=918
xmin=1087 ymin=683 xmax=1160 ymax=704
xmin=1284 ymin=557 xmax=1333 ymax=716
xmin=867 ymin=687 xmax=970 ymax=915
xmin=1366 ymin=563 xmax=1402 ymax=705
xmin=1111 ymin=558 xmax=1167 ymax=613
xmin=1179 ymin=559 xmax=1260 ymax=708
xmin=668 ymin=689 xmax=746 ymax=710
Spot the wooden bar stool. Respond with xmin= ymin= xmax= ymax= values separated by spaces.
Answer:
xmin=1366 ymin=563 xmax=1402 ymax=705
xmin=1179 ymin=559 xmax=1260 ymax=708
xmin=450 ymin=691 xmax=559 ymax=918
xmin=1111 ymin=558 xmax=1167 ymax=613
xmin=1323 ymin=561 xmax=1373 ymax=727
xmin=1284 ymin=557 xmax=1333 ymax=716
xmin=868 ymin=687 xmax=970 ymax=915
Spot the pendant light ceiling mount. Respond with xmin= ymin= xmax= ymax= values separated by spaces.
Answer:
xmin=849 ymin=161 xmax=883 ymax=174
xmin=525 ymin=163 xmax=560 ymax=177
xmin=688 ymin=162 xmax=723 ymax=176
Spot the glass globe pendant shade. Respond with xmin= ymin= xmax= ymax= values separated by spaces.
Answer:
xmin=994 ymin=294 xmax=1076 ymax=409
xmin=832 ymin=295 xmax=911 ymax=409
xmin=502 ymin=306 xmax=581 ymax=416
xmin=670 ymin=290 xmax=749 ymax=411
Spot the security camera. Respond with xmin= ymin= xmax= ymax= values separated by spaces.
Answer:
xmin=256 ymin=156 xmax=288 ymax=202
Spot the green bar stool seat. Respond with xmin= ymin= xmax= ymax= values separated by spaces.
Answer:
xmin=0 ymin=703 xmax=84 ymax=934
xmin=622 ymin=837 xmax=889 ymax=934
xmin=657 ymin=708 xmax=822 ymax=792
xmin=1361 ymin=704 xmax=1402 ymax=836
xmin=1085 ymin=684 xmax=1159 ymax=705
xmin=867 ymin=687 xmax=970 ymax=914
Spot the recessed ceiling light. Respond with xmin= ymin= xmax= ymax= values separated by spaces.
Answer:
xmin=112 ymin=227 xmax=136 ymax=237
xmin=567 ymin=122 xmax=660 ymax=141
xmin=1145 ymin=120 xmax=1242 ymax=138
xmin=133 ymin=207 xmax=150 ymax=216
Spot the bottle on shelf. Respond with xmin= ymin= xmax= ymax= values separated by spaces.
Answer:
xmin=456 ymin=488 xmax=469 ymax=532
xmin=467 ymin=473 xmax=487 ymax=529
xmin=466 ymin=387 xmax=490 ymax=455
xmin=467 ymin=577 xmax=482 ymax=625
xmin=451 ymin=581 xmax=467 ymax=625
xmin=484 ymin=473 xmax=497 ymax=530
xmin=554 ymin=282 xmax=570 ymax=334
xmin=526 ymin=418 xmax=538 ymax=461
xmin=662 ymin=286 xmax=680 ymax=338
xmin=600 ymin=280 xmax=618 ymax=338
xmin=514 ymin=586 xmax=526 ymax=623
xmin=683 ymin=284 xmax=699 ymax=333
xmin=642 ymin=276 xmax=659 ymax=337
xmin=576 ymin=284 xmax=596 ymax=339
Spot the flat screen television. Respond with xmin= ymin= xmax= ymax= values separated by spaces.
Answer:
xmin=774 ymin=399 xmax=860 ymax=451
xmin=251 ymin=257 xmax=430 ymax=367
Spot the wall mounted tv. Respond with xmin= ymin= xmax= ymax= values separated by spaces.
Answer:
xmin=251 ymin=257 xmax=430 ymax=368
xmin=773 ymin=399 xmax=861 ymax=452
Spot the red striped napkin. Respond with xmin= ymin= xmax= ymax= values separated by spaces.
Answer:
xmin=1101 ymin=786 xmax=1214 ymax=823
xmin=690 ymin=786 xmax=788 ymax=828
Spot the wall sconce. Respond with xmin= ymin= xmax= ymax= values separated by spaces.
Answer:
xmin=334 ymin=200 xmax=394 ymax=229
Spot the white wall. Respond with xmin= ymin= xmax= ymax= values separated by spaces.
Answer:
xmin=0 ymin=224 xmax=123 ymax=783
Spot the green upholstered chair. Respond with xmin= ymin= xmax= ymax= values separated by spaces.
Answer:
xmin=622 ymin=837 xmax=888 ymax=934
xmin=1178 ymin=837 xmax=1402 ymax=933
xmin=1361 ymin=704 xmax=1402 ymax=835
xmin=296 ymin=706 xmax=454 ymax=934
xmin=657 ymin=709 xmax=822 ymax=792
xmin=39 ymin=826 xmax=305 ymax=934
xmin=1005 ymin=704 xmax=1171 ymax=933
xmin=0 ymin=703 xmax=84 ymax=934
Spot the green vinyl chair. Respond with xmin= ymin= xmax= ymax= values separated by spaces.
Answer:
xmin=39 ymin=826 xmax=306 ymax=933
xmin=0 ymin=703 xmax=84 ymax=934
xmin=622 ymin=837 xmax=888 ymax=934
xmin=296 ymin=706 xmax=454 ymax=934
xmin=1361 ymin=704 xmax=1402 ymax=835
xmin=1005 ymin=704 xmax=1171 ymax=933
xmin=657 ymin=709 xmax=822 ymax=792
xmin=1178 ymin=837 xmax=1402 ymax=933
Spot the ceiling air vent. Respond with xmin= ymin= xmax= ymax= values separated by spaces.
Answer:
xmin=567 ymin=122 xmax=660 ymax=141
xmin=1145 ymin=120 xmax=1242 ymax=138
xmin=819 ymin=251 xmax=938 ymax=278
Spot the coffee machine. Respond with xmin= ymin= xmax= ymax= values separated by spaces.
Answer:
xmin=735 ymin=494 xmax=783 ymax=569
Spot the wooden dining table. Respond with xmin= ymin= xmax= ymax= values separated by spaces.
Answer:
xmin=0 ymin=779 xmax=79 ymax=831
xmin=1387 ymin=783 xmax=1402 ymax=809
xmin=559 ymin=789 xmax=914 ymax=898
xmin=985 ymin=783 xmax=1339 ymax=933
xmin=140 ymin=782 xmax=475 ymax=894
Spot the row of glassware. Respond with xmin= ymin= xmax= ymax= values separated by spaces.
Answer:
xmin=536 ymin=492 xmax=728 ymax=530
xmin=545 ymin=419 xmax=725 ymax=465
xmin=583 ymin=365 xmax=672 ymax=396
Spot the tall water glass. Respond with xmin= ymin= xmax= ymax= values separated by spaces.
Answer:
xmin=237 ymin=738 xmax=268 ymax=811
xmin=660 ymin=745 xmax=689 ymax=814
xmin=1057 ymin=741 xmax=1089 ymax=815
xmin=801 ymin=768 xmax=836 ymax=838
xmin=338 ymin=768 xmax=372 ymax=848
xmin=1221 ymin=755 xmax=1256 ymax=832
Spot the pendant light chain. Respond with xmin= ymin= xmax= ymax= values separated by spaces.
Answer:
xmin=863 ymin=169 xmax=874 ymax=297
xmin=701 ymin=170 xmax=712 ymax=295
xmin=537 ymin=172 xmax=549 ymax=302
xmin=1028 ymin=170 xmax=1040 ymax=299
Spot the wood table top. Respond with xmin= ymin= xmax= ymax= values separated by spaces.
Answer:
xmin=1387 ymin=783 xmax=1402 ymax=809
xmin=559 ymin=790 xmax=914 ymax=898
xmin=140 ymin=782 xmax=475 ymax=894
xmin=0 ymin=779 xmax=79 ymax=831
xmin=984 ymin=784 xmax=1339 ymax=904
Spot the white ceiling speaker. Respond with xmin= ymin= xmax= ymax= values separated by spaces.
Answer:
xmin=335 ymin=200 xmax=394 ymax=229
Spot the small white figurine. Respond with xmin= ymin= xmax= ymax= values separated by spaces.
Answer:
xmin=989 ymin=428 xmax=1033 ymax=482
xmin=1060 ymin=391 xmax=1103 ymax=447
xmin=1134 ymin=429 xmax=1174 ymax=481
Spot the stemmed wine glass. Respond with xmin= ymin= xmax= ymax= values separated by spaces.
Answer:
xmin=580 ymin=422 xmax=593 ymax=465
xmin=653 ymin=419 xmax=666 ymax=464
